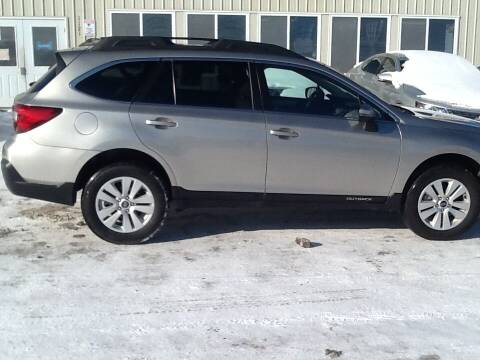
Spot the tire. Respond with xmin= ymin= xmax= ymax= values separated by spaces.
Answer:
xmin=81 ymin=163 xmax=168 ymax=244
xmin=403 ymin=165 xmax=480 ymax=240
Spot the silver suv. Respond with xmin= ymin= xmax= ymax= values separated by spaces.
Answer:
xmin=3 ymin=37 xmax=480 ymax=244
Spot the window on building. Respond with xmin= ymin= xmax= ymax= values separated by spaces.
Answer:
xmin=401 ymin=18 xmax=456 ymax=53
xmin=187 ymin=14 xmax=247 ymax=44
xmin=401 ymin=18 xmax=426 ymax=50
xmin=173 ymin=61 xmax=252 ymax=109
xmin=260 ymin=15 xmax=319 ymax=59
xmin=331 ymin=17 xmax=388 ymax=73
xmin=110 ymin=12 xmax=173 ymax=37
xmin=0 ymin=27 xmax=17 ymax=66
xmin=217 ymin=15 xmax=246 ymax=40
xmin=359 ymin=18 xmax=388 ymax=61
xmin=428 ymin=19 xmax=455 ymax=53
xmin=261 ymin=16 xmax=288 ymax=48
xmin=331 ymin=17 xmax=358 ymax=73
xmin=187 ymin=14 xmax=215 ymax=43
xmin=76 ymin=61 xmax=172 ymax=103
xmin=143 ymin=14 xmax=173 ymax=36
xmin=32 ymin=27 xmax=58 ymax=66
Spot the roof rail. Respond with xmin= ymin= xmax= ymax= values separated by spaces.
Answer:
xmin=91 ymin=36 xmax=305 ymax=59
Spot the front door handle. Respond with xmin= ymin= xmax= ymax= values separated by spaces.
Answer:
xmin=145 ymin=117 xmax=177 ymax=129
xmin=269 ymin=128 xmax=299 ymax=139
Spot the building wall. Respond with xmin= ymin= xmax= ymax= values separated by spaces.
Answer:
xmin=1 ymin=0 xmax=479 ymax=65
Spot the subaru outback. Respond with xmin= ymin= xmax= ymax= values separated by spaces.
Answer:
xmin=2 ymin=37 xmax=480 ymax=244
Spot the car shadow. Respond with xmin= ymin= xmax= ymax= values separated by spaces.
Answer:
xmin=147 ymin=207 xmax=404 ymax=243
xmin=147 ymin=207 xmax=480 ymax=243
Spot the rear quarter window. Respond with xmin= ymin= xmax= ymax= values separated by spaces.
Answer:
xmin=28 ymin=54 xmax=66 ymax=93
xmin=75 ymin=61 xmax=170 ymax=102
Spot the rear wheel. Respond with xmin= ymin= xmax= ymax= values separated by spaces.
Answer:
xmin=81 ymin=164 xmax=168 ymax=244
xmin=404 ymin=165 xmax=480 ymax=240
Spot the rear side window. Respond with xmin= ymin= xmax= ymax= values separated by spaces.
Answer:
xmin=173 ymin=60 xmax=252 ymax=109
xmin=76 ymin=61 xmax=164 ymax=102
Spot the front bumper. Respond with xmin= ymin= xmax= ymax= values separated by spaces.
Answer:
xmin=1 ymin=158 xmax=75 ymax=205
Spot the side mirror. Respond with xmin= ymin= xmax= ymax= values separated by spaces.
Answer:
xmin=305 ymin=86 xmax=318 ymax=99
xmin=359 ymin=104 xmax=378 ymax=132
xmin=29 ymin=81 xmax=36 ymax=87
xmin=377 ymin=72 xmax=393 ymax=84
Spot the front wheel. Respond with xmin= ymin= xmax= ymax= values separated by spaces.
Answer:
xmin=81 ymin=164 xmax=168 ymax=244
xmin=404 ymin=165 xmax=480 ymax=240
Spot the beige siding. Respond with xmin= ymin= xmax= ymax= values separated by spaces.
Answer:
xmin=1 ymin=0 xmax=479 ymax=64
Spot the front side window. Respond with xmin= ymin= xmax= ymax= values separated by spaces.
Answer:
xmin=260 ymin=65 xmax=360 ymax=118
xmin=76 ymin=61 xmax=172 ymax=102
xmin=173 ymin=61 xmax=252 ymax=110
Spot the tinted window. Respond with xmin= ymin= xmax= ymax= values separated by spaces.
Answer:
xmin=142 ymin=14 xmax=172 ymax=37
xmin=261 ymin=65 xmax=360 ymax=118
xmin=173 ymin=61 xmax=252 ymax=109
xmin=188 ymin=14 xmax=215 ymax=44
xmin=290 ymin=16 xmax=317 ymax=58
xmin=32 ymin=27 xmax=57 ymax=66
xmin=428 ymin=19 xmax=455 ymax=53
xmin=359 ymin=18 xmax=387 ymax=62
xmin=0 ymin=27 xmax=17 ymax=66
xmin=76 ymin=61 xmax=167 ymax=102
xmin=401 ymin=18 xmax=426 ymax=50
xmin=135 ymin=61 xmax=174 ymax=105
xmin=261 ymin=16 xmax=288 ymax=48
xmin=363 ymin=59 xmax=381 ymax=74
xmin=111 ymin=13 xmax=140 ymax=36
xmin=218 ymin=15 xmax=246 ymax=40
xmin=331 ymin=17 xmax=358 ymax=73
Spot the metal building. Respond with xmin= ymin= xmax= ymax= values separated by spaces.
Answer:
xmin=0 ymin=0 xmax=478 ymax=107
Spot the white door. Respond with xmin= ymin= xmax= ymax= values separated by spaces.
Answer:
xmin=0 ymin=18 xmax=67 ymax=108
xmin=23 ymin=19 xmax=67 ymax=87
xmin=0 ymin=20 xmax=26 ymax=107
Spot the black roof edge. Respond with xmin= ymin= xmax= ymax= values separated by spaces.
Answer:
xmin=90 ymin=36 xmax=305 ymax=59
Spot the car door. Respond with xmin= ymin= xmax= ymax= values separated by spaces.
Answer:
xmin=129 ymin=59 xmax=267 ymax=193
xmin=258 ymin=63 xmax=401 ymax=197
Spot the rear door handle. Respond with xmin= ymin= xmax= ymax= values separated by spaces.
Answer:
xmin=269 ymin=128 xmax=299 ymax=139
xmin=145 ymin=117 xmax=177 ymax=129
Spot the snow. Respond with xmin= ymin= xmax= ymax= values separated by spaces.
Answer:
xmin=388 ymin=51 xmax=480 ymax=110
xmin=1 ymin=112 xmax=480 ymax=359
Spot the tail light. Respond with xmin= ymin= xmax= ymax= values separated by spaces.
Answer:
xmin=13 ymin=104 xmax=62 ymax=133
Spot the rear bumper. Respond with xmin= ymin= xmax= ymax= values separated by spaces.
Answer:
xmin=1 ymin=158 xmax=75 ymax=205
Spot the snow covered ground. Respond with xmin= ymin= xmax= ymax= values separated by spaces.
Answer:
xmin=1 ymin=112 xmax=480 ymax=359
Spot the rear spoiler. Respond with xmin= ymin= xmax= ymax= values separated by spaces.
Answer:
xmin=56 ymin=47 xmax=88 ymax=67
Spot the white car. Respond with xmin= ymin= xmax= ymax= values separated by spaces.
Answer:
xmin=347 ymin=51 xmax=480 ymax=120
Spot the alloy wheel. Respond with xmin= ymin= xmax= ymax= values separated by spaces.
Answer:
xmin=417 ymin=178 xmax=471 ymax=231
xmin=95 ymin=176 xmax=155 ymax=233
